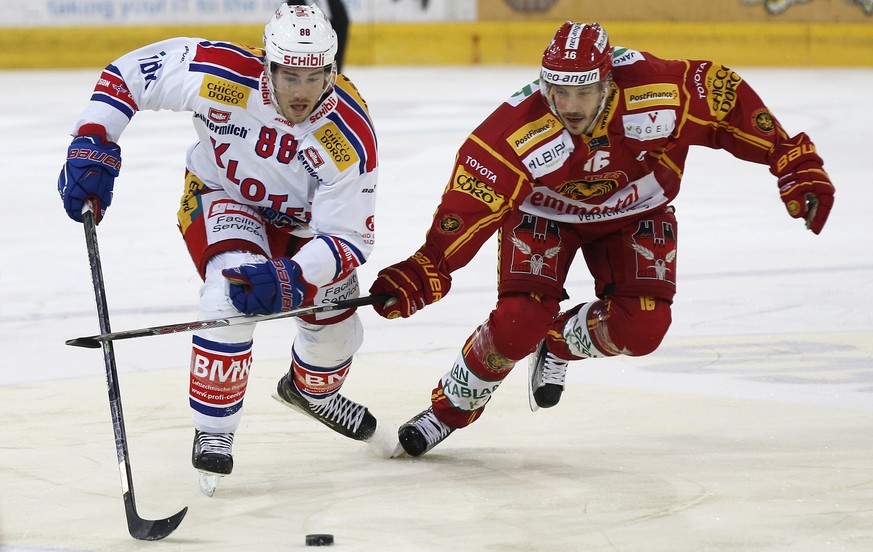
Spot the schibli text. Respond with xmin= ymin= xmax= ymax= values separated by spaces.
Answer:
xmin=283 ymin=53 xmax=325 ymax=67
xmin=309 ymin=95 xmax=338 ymax=123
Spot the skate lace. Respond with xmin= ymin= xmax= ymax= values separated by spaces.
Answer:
xmin=541 ymin=352 xmax=569 ymax=386
xmin=414 ymin=410 xmax=453 ymax=446
xmin=198 ymin=432 xmax=234 ymax=456
xmin=312 ymin=395 xmax=366 ymax=432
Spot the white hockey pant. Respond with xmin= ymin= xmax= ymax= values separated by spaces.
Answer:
xmin=188 ymin=251 xmax=364 ymax=433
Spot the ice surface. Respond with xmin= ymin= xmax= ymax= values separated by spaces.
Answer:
xmin=0 ymin=65 xmax=871 ymax=551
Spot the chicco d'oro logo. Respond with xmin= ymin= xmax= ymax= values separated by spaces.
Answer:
xmin=199 ymin=75 xmax=250 ymax=107
xmin=706 ymin=65 xmax=742 ymax=119
xmin=314 ymin=122 xmax=358 ymax=172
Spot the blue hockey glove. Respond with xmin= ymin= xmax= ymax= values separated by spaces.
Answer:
xmin=223 ymin=258 xmax=314 ymax=315
xmin=58 ymin=124 xmax=121 ymax=223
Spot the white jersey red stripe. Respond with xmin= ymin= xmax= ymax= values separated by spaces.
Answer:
xmin=70 ymin=36 xmax=378 ymax=289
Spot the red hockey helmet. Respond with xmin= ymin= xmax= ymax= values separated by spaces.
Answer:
xmin=540 ymin=22 xmax=612 ymax=87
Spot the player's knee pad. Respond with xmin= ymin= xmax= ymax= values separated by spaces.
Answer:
xmin=564 ymin=296 xmax=671 ymax=358
xmin=604 ymin=296 xmax=671 ymax=356
xmin=197 ymin=250 xmax=267 ymax=343
xmin=489 ymin=292 xmax=561 ymax=360
xmin=293 ymin=314 xmax=364 ymax=368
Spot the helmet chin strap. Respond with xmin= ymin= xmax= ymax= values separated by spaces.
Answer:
xmin=583 ymin=77 xmax=613 ymax=134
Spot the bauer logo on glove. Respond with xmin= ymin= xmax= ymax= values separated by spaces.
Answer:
xmin=223 ymin=258 xmax=316 ymax=316
xmin=368 ymin=246 xmax=452 ymax=319
xmin=58 ymin=124 xmax=122 ymax=223
xmin=770 ymin=133 xmax=834 ymax=235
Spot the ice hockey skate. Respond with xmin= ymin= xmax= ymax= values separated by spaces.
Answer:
xmin=192 ymin=429 xmax=234 ymax=497
xmin=528 ymin=340 xmax=569 ymax=411
xmin=393 ymin=407 xmax=455 ymax=458
xmin=273 ymin=373 xmax=376 ymax=441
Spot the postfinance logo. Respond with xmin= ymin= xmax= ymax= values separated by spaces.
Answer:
xmin=507 ymin=113 xmax=561 ymax=156
xmin=623 ymin=84 xmax=680 ymax=110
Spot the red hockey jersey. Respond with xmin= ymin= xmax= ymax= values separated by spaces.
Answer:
xmin=423 ymin=48 xmax=809 ymax=273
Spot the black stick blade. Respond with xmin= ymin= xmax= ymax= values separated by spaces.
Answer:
xmin=66 ymin=337 xmax=102 ymax=349
xmin=128 ymin=506 xmax=188 ymax=541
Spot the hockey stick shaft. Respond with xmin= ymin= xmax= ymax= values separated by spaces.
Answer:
xmin=67 ymin=294 xmax=389 ymax=349
xmin=81 ymin=204 xmax=187 ymax=540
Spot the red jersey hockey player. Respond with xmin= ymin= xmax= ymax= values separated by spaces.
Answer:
xmin=369 ymin=22 xmax=835 ymax=456
xmin=58 ymin=5 xmax=379 ymax=494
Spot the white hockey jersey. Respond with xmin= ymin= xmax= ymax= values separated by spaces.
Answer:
xmin=72 ymin=38 xmax=378 ymax=288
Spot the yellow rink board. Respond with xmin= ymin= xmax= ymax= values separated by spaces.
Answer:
xmin=4 ymin=21 xmax=873 ymax=69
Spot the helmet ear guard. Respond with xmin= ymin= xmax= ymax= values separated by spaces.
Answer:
xmin=263 ymin=4 xmax=338 ymax=109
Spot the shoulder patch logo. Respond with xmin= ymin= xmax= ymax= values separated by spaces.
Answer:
xmin=507 ymin=113 xmax=562 ymax=156
xmin=706 ymin=65 xmax=743 ymax=120
xmin=439 ymin=215 xmax=463 ymax=234
xmin=612 ymin=47 xmax=644 ymax=67
xmin=508 ymin=80 xmax=541 ymax=107
xmin=314 ymin=122 xmax=359 ymax=172
xmin=199 ymin=75 xmax=250 ymax=107
xmin=624 ymin=84 xmax=680 ymax=110
xmin=753 ymin=109 xmax=775 ymax=133
xmin=449 ymin=167 xmax=505 ymax=213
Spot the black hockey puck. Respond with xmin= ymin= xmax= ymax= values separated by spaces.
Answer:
xmin=305 ymin=533 xmax=334 ymax=546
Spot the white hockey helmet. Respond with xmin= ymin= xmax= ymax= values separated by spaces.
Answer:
xmin=263 ymin=4 xmax=338 ymax=100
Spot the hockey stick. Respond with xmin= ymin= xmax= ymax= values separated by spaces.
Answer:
xmin=80 ymin=203 xmax=187 ymax=540
xmin=66 ymin=294 xmax=389 ymax=349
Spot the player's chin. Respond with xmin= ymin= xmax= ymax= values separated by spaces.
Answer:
xmin=283 ymin=104 xmax=311 ymax=123
xmin=563 ymin=118 xmax=589 ymax=134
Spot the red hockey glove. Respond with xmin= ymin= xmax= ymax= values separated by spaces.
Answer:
xmin=368 ymin=247 xmax=452 ymax=319
xmin=771 ymin=133 xmax=834 ymax=235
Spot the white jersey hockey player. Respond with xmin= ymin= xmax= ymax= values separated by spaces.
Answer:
xmin=58 ymin=4 xmax=379 ymax=495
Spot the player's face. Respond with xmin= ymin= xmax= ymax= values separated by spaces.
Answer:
xmin=270 ymin=65 xmax=329 ymax=124
xmin=550 ymin=82 xmax=605 ymax=135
